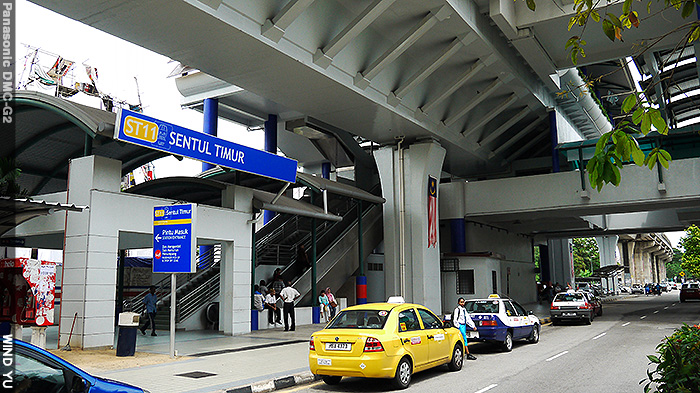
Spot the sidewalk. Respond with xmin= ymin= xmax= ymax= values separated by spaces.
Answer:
xmin=47 ymin=296 xmax=631 ymax=393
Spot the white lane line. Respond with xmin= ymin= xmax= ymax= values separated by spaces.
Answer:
xmin=546 ymin=351 xmax=569 ymax=362
xmin=654 ymin=311 xmax=659 ymax=314
xmin=622 ymin=322 xmax=631 ymax=327
xmin=593 ymin=333 xmax=606 ymax=340
xmin=474 ymin=384 xmax=498 ymax=393
xmin=672 ymin=303 xmax=676 ymax=306
xmin=664 ymin=307 xmax=669 ymax=310
xmin=640 ymin=315 xmax=647 ymax=319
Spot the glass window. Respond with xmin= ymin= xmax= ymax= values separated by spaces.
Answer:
xmin=397 ymin=308 xmax=421 ymax=332
xmin=512 ymin=301 xmax=527 ymax=316
xmin=553 ymin=293 xmax=586 ymax=302
xmin=464 ymin=300 xmax=500 ymax=314
xmin=15 ymin=351 xmax=66 ymax=393
xmin=503 ymin=301 xmax=517 ymax=317
xmin=417 ymin=309 xmax=442 ymax=329
xmin=457 ymin=270 xmax=475 ymax=294
xmin=326 ymin=309 xmax=389 ymax=329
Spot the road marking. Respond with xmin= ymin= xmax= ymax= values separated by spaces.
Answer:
xmin=664 ymin=307 xmax=669 ymax=310
xmin=474 ymin=384 xmax=498 ymax=393
xmin=546 ymin=351 xmax=569 ymax=362
xmin=622 ymin=322 xmax=631 ymax=327
xmin=654 ymin=310 xmax=659 ymax=314
xmin=593 ymin=333 xmax=606 ymax=340
xmin=672 ymin=303 xmax=676 ymax=306
xmin=640 ymin=315 xmax=647 ymax=319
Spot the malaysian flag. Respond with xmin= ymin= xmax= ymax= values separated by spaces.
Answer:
xmin=428 ymin=176 xmax=438 ymax=248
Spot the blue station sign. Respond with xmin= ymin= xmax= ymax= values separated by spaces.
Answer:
xmin=115 ymin=108 xmax=298 ymax=183
xmin=152 ymin=204 xmax=196 ymax=274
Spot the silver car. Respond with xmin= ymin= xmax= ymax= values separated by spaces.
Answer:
xmin=550 ymin=291 xmax=594 ymax=325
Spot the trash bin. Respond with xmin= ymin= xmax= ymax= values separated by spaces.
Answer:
xmin=116 ymin=312 xmax=140 ymax=357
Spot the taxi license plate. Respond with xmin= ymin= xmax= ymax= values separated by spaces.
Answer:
xmin=466 ymin=331 xmax=480 ymax=338
xmin=325 ymin=342 xmax=352 ymax=351
xmin=317 ymin=358 xmax=332 ymax=366
xmin=563 ymin=312 xmax=576 ymax=316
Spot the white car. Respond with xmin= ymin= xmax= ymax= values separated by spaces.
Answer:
xmin=462 ymin=295 xmax=541 ymax=352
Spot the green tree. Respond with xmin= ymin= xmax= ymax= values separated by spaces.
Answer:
xmin=679 ymin=225 xmax=700 ymax=279
xmin=573 ymin=237 xmax=600 ymax=277
xmin=665 ymin=248 xmax=683 ymax=279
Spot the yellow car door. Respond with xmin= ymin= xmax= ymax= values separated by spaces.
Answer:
xmin=417 ymin=308 xmax=452 ymax=365
xmin=396 ymin=307 xmax=430 ymax=370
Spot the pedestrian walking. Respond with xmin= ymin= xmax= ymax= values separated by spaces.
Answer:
xmin=453 ymin=297 xmax=477 ymax=360
xmin=280 ymin=281 xmax=301 ymax=331
xmin=140 ymin=286 xmax=158 ymax=336
xmin=318 ymin=289 xmax=330 ymax=322
xmin=325 ymin=287 xmax=337 ymax=318
xmin=265 ymin=288 xmax=281 ymax=326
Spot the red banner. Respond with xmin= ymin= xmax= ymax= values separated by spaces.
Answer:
xmin=428 ymin=176 xmax=437 ymax=248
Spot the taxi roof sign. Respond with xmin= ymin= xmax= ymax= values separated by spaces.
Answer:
xmin=387 ymin=296 xmax=405 ymax=304
xmin=488 ymin=294 xmax=500 ymax=298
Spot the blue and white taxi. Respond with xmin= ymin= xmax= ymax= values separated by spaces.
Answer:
xmin=463 ymin=295 xmax=540 ymax=352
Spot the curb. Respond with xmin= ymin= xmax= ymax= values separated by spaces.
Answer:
xmin=225 ymin=371 xmax=320 ymax=393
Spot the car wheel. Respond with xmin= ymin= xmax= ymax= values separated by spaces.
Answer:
xmin=392 ymin=357 xmax=412 ymax=389
xmin=528 ymin=325 xmax=540 ymax=344
xmin=501 ymin=331 xmax=513 ymax=352
xmin=550 ymin=318 xmax=558 ymax=326
xmin=447 ymin=344 xmax=463 ymax=371
xmin=598 ymin=307 xmax=603 ymax=317
xmin=322 ymin=376 xmax=342 ymax=385
xmin=585 ymin=314 xmax=592 ymax=325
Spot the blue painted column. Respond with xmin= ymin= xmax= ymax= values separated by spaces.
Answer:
xmin=549 ymin=109 xmax=560 ymax=173
xmin=450 ymin=218 xmax=466 ymax=253
xmin=321 ymin=162 xmax=331 ymax=179
xmin=201 ymin=98 xmax=218 ymax=268
xmin=263 ymin=115 xmax=278 ymax=225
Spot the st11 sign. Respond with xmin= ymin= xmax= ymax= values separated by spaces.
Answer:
xmin=153 ymin=204 xmax=196 ymax=274
xmin=114 ymin=108 xmax=298 ymax=183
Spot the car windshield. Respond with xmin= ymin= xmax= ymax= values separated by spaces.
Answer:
xmin=553 ymin=293 xmax=585 ymax=302
xmin=683 ymin=283 xmax=699 ymax=289
xmin=326 ymin=309 xmax=389 ymax=329
xmin=464 ymin=300 xmax=500 ymax=313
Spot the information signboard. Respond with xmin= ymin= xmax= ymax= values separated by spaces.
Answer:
xmin=114 ymin=108 xmax=298 ymax=183
xmin=153 ymin=204 xmax=196 ymax=274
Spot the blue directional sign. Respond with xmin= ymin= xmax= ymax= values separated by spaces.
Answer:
xmin=153 ymin=204 xmax=196 ymax=273
xmin=115 ymin=108 xmax=298 ymax=183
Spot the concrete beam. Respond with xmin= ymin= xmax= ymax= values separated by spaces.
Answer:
xmin=478 ymin=106 xmax=531 ymax=146
xmin=313 ymin=0 xmax=397 ymax=68
xmin=490 ymin=114 xmax=547 ymax=158
xmin=463 ymin=94 xmax=519 ymax=137
xmin=443 ymin=77 xmax=506 ymax=127
xmin=354 ymin=6 xmax=451 ymax=89
xmin=261 ymin=0 xmax=316 ymax=42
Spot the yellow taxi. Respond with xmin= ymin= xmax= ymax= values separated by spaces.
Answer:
xmin=309 ymin=299 xmax=464 ymax=389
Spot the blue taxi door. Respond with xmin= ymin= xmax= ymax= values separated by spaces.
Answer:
xmin=503 ymin=301 xmax=526 ymax=339
xmin=512 ymin=301 xmax=533 ymax=338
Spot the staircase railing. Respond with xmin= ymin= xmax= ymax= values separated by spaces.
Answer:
xmin=129 ymin=245 xmax=221 ymax=314
xmin=178 ymin=272 xmax=221 ymax=322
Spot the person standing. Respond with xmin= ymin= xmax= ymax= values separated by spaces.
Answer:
xmin=318 ymin=289 xmax=330 ymax=322
xmin=453 ymin=297 xmax=477 ymax=360
xmin=280 ymin=281 xmax=301 ymax=331
xmin=140 ymin=286 xmax=158 ymax=336
xmin=325 ymin=287 xmax=337 ymax=318
xmin=265 ymin=288 xmax=281 ymax=326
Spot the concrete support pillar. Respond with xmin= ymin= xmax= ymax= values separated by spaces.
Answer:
xmin=596 ymin=235 xmax=620 ymax=293
xmin=263 ymin=115 xmax=278 ymax=224
xmin=62 ymin=155 xmax=121 ymax=349
xmin=547 ymin=238 xmax=574 ymax=287
xmin=219 ymin=185 xmax=254 ymax=335
xmin=375 ymin=140 xmax=445 ymax=312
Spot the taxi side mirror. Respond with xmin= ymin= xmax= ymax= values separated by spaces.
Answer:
xmin=528 ymin=310 xmax=534 ymax=315
xmin=442 ymin=321 xmax=452 ymax=329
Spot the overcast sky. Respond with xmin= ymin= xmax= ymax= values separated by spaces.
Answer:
xmin=14 ymin=1 xmax=687 ymax=250
xmin=15 ymin=0 xmax=264 ymax=181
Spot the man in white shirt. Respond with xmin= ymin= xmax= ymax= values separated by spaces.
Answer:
xmin=280 ymin=281 xmax=301 ymax=331
xmin=265 ymin=288 xmax=281 ymax=326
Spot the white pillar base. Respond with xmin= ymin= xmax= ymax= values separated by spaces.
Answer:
xmin=11 ymin=324 xmax=22 ymax=340
xmin=30 ymin=326 xmax=47 ymax=349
